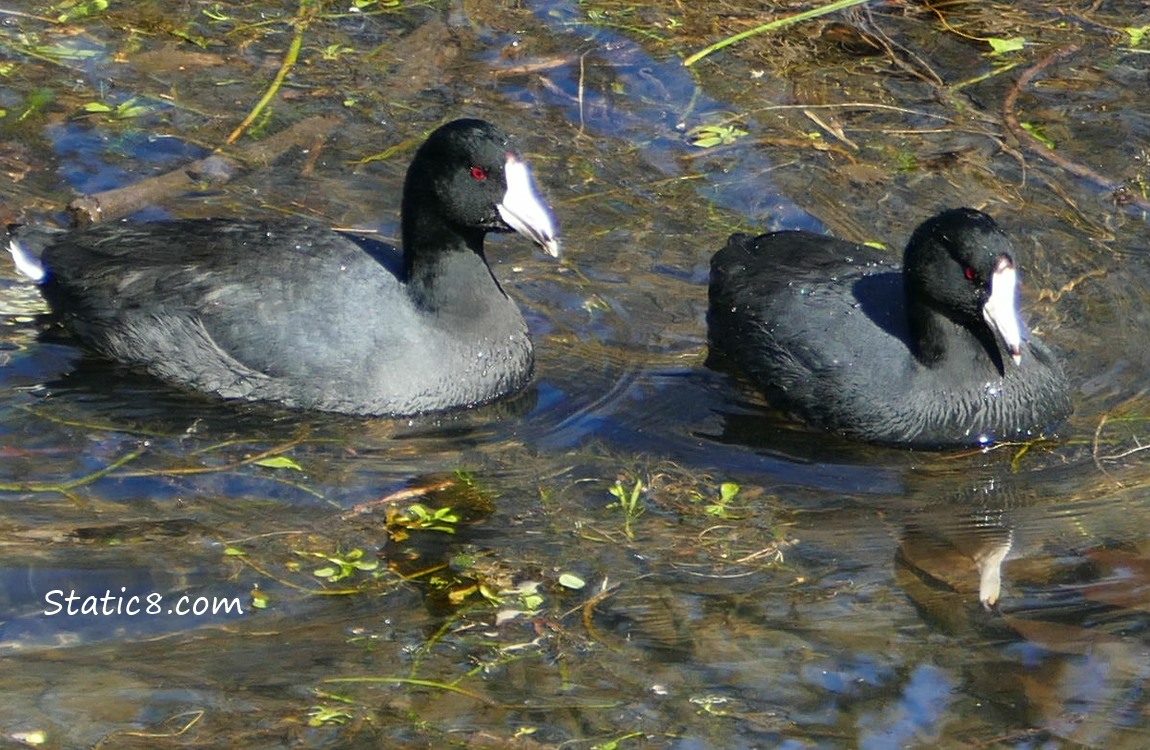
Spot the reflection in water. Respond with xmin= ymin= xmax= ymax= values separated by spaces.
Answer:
xmin=887 ymin=472 xmax=1150 ymax=745
xmin=899 ymin=508 xmax=1013 ymax=607
xmin=895 ymin=472 xmax=1090 ymax=614
xmin=522 ymin=0 xmax=822 ymax=233
xmin=856 ymin=663 xmax=955 ymax=750
xmin=893 ymin=474 xmax=1029 ymax=609
xmin=48 ymin=122 xmax=208 ymax=204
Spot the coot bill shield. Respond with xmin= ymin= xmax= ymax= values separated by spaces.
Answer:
xmin=707 ymin=208 xmax=1071 ymax=447
xmin=8 ymin=119 xmax=559 ymax=416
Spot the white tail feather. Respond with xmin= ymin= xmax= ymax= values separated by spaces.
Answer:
xmin=7 ymin=235 xmax=46 ymax=282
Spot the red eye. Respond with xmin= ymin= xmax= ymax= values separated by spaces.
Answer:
xmin=964 ymin=267 xmax=978 ymax=281
xmin=470 ymin=166 xmax=488 ymax=181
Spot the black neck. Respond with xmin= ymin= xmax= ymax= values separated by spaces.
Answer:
xmin=908 ymin=293 xmax=1006 ymax=375
xmin=400 ymin=209 xmax=506 ymax=316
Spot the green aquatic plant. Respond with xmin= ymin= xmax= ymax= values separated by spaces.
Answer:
xmin=416 ymin=551 xmax=547 ymax=614
xmin=592 ymin=732 xmax=646 ymax=750
xmin=254 ymin=455 xmax=303 ymax=471
xmin=306 ymin=704 xmax=355 ymax=727
xmin=607 ymin=477 xmax=645 ymax=540
xmin=317 ymin=43 xmax=354 ymax=60
xmin=687 ymin=123 xmax=747 ymax=148
xmin=51 ymin=0 xmax=108 ymax=23
xmin=28 ymin=42 xmax=101 ymax=62
xmin=986 ymin=36 xmax=1025 ymax=55
xmin=690 ymin=694 xmax=733 ymax=716
xmin=299 ymin=548 xmax=380 ymax=583
xmin=700 ymin=480 xmax=743 ymax=519
xmin=558 ymin=572 xmax=586 ymax=590
xmin=387 ymin=503 xmax=461 ymax=536
xmin=13 ymin=88 xmax=55 ymax=122
xmin=202 ymin=4 xmax=231 ymax=21
xmin=1020 ymin=121 xmax=1056 ymax=149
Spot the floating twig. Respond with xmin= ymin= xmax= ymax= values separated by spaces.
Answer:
xmin=115 ymin=431 xmax=311 ymax=479
xmin=578 ymin=580 xmax=619 ymax=649
xmin=67 ymin=115 xmax=341 ymax=226
xmin=341 ymin=477 xmax=455 ymax=519
xmin=1092 ymin=414 xmax=1123 ymax=487
xmin=93 ymin=710 xmax=204 ymax=750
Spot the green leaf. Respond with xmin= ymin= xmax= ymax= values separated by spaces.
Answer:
xmin=1021 ymin=122 xmax=1056 ymax=149
xmin=313 ymin=566 xmax=338 ymax=579
xmin=687 ymin=124 xmax=748 ymax=149
xmin=223 ymin=546 xmax=246 ymax=556
xmin=558 ymin=573 xmax=586 ymax=590
xmin=1126 ymin=25 xmax=1149 ymax=46
xmin=202 ymin=4 xmax=231 ymax=21
xmin=255 ymin=456 xmax=302 ymax=471
xmin=55 ymin=0 xmax=108 ymax=22
xmin=35 ymin=43 xmax=101 ymax=61
xmin=431 ymin=507 xmax=460 ymax=523
xmin=986 ymin=37 xmax=1025 ymax=55
xmin=451 ymin=553 xmax=477 ymax=569
xmin=307 ymin=706 xmax=353 ymax=727
xmin=719 ymin=481 xmax=741 ymax=504
xmin=115 ymin=100 xmax=152 ymax=119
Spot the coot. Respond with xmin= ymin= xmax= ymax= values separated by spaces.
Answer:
xmin=707 ymin=208 xmax=1071 ymax=447
xmin=8 ymin=119 xmax=559 ymax=416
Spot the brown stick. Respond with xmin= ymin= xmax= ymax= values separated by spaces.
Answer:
xmin=67 ymin=115 xmax=343 ymax=227
xmin=1003 ymin=45 xmax=1150 ymax=212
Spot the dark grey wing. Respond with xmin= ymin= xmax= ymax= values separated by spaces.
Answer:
xmin=708 ymin=231 xmax=912 ymax=431
xmin=35 ymin=220 xmax=411 ymax=393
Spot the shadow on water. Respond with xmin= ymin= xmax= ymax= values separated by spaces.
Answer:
xmin=0 ymin=0 xmax=1149 ymax=747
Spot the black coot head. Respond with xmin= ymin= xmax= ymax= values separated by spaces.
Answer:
xmin=403 ymin=119 xmax=559 ymax=257
xmin=903 ymin=208 xmax=1024 ymax=365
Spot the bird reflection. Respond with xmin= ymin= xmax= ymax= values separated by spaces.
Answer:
xmin=897 ymin=506 xmax=1014 ymax=608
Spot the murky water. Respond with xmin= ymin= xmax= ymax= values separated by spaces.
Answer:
xmin=1 ymin=0 xmax=1149 ymax=747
